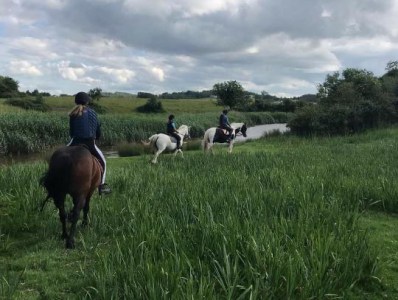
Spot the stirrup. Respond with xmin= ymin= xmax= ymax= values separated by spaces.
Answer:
xmin=99 ymin=183 xmax=111 ymax=195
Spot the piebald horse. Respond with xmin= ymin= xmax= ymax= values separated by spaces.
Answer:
xmin=203 ymin=122 xmax=247 ymax=154
xmin=143 ymin=125 xmax=190 ymax=164
xmin=40 ymin=146 xmax=102 ymax=249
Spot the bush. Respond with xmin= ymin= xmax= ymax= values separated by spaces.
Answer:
xmin=5 ymin=97 xmax=50 ymax=112
xmin=288 ymin=66 xmax=398 ymax=136
xmin=89 ymin=102 xmax=108 ymax=114
xmin=136 ymin=96 xmax=164 ymax=113
xmin=287 ymin=105 xmax=320 ymax=135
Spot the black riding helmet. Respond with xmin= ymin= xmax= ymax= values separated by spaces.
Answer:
xmin=75 ymin=92 xmax=91 ymax=105
xmin=168 ymin=114 xmax=175 ymax=120
xmin=223 ymin=109 xmax=228 ymax=114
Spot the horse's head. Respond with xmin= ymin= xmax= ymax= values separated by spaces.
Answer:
xmin=232 ymin=123 xmax=247 ymax=138
xmin=240 ymin=123 xmax=247 ymax=137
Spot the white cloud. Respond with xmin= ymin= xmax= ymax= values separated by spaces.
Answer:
xmin=245 ymin=46 xmax=259 ymax=54
xmin=9 ymin=60 xmax=42 ymax=76
xmin=1 ymin=0 xmax=397 ymax=96
xmin=321 ymin=9 xmax=332 ymax=18
xmin=151 ymin=67 xmax=165 ymax=81
xmin=96 ymin=66 xmax=135 ymax=83
xmin=266 ymin=78 xmax=314 ymax=91
xmin=325 ymin=36 xmax=398 ymax=56
xmin=57 ymin=61 xmax=85 ymax=80
xmin=122 ymin=0 xmax=256 ymax=17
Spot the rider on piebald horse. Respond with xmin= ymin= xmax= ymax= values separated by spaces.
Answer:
xmin=219 ymin=109 xmax=234 ymax=142
xmin=67 ymin=92 xmax=111 ymax=195
xmin=166 ymin=114 xmax=182 ymax=150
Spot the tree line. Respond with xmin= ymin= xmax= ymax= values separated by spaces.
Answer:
xmin=2 ymin=59 xmax=398 ymax=135
xmin=287 ymin=61 xmax=398 ymax=135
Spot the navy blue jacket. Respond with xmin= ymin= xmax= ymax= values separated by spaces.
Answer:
xmin=167 ymin=120 xmax=177 ymax=134
xmin=219 ymin=113 xmax=230 ymax=127
xmin=69 ymin=107 xmax=101 ymax=140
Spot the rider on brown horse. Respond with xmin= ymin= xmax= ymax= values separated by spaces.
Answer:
xmin=68 ymin=92 xmax=111 ymax=195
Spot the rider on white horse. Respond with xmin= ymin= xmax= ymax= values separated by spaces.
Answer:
xmin=143 ymin=124 xmax=190 ymax=164
xmin=166 ymin=114 xmax=181 ymax=150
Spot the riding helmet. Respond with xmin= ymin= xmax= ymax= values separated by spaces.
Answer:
xmin=168 ymin=114 xmax=175 ymax=120
xmin=75 ymin=92 xmax=91 ymax=105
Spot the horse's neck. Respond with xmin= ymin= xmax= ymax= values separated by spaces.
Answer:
xmin=177 ymin=126 xmax=188 ymax=135
xmin=231 ymin=122 xmax=243 ymax=129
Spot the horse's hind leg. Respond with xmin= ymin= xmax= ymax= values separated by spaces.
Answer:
xmin=66 ymin=195 xmax=85 ymax=249
xmin=152 ymin=149 xmax=163 ymax=164
xmin=54 ymin=194 xmax=68 ymax=239
xmin=82 ymin=195 xmax=93 ymax=227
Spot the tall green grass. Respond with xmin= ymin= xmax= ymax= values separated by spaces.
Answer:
xmin=0 ymin=110 xmax=292 ymax=155
xmin=3 ymin=128 xmax=398 ymax=298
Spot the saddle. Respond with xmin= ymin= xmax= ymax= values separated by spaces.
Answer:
xmin=74 ymin=144 xmax=104 ymax=175
xmin=93 ymin=156 xmax=104 ymax=174
xmin=213 ymin=127 xmax=232 ymax=143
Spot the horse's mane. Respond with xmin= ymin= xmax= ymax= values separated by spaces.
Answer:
xmin=231 ymin=122 xmax=244 ymax=129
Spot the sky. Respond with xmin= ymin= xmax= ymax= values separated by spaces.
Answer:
xmin=0 ymin=0 xmax=397 ymax=97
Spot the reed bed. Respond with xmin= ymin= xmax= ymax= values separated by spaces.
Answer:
xmin=2 ymin=127 xmax=398 ymax=298
xmin=0 ymin=111 xmax=292 ymax=155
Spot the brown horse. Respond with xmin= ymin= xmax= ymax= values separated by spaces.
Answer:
xmin=40 ymin=145 xmax=102 ymax=249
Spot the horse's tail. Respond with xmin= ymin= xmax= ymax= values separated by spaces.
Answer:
xmin=40 ymin=152 xmax=73 ymax=199
xmin=141 ymin=140 xmax=151 ymax=146
xmin=142 ymin=134 xmax=159 ymax=147
xmin=202 ymin=130 xmax=209 ymax=151
xmin=141 ymin=134 xmax=157 ymax=146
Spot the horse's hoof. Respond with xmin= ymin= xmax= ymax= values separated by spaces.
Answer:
xmin=67 ymin=212 xmax=74 ymax=223
xmin=66 ymin=240 xmax=75 ymax=249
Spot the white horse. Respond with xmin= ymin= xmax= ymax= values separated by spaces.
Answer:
xmin=203 ymin=122 xmax=247 ymax=154
xmin=143 ymin=125 xmax=190 ymax=164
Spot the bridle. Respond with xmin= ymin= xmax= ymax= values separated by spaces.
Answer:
xmin=234 ymin=125 xmax=247 ymax=137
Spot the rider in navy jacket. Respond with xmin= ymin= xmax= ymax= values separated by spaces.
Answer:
xmin=166 ymin=114 xmax=181 ymax=149
xmin=219 ymin=109 xmax=234 ymax=139
xmin=68 ymin=92 xmax=110 ymax=195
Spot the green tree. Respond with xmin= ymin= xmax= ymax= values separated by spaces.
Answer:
xmin=385 ymin=60 xmax=398 ymax=74
xmin=290 ymin=66 xmax=394 ymax=135
xmin=88 ymin=87 xmax=103 ymax=102
xmin=212 ymin=80 xmax=245 ymax=109
xmin=318 ymin=69 xmax=382 ymax=106
xmin=0 ymin=76 xmax=19 ymax=98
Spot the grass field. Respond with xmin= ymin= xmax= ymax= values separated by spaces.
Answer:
xmin=1 ymin=127 xmax=398 ymax=299
xmin=42 ymin=96 xmax=222 ymax=115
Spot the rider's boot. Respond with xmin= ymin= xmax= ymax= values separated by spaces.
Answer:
xmin=99 ymin=183 xmax=111 ymax=195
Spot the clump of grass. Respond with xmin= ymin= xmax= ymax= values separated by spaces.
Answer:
xmin=262 ymin=129 xmax=283 ymax=138
xmin=117 ymin=142 xmax=151 ymax=157
xmin=182 ymin=139 xmax=202 ymax=151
